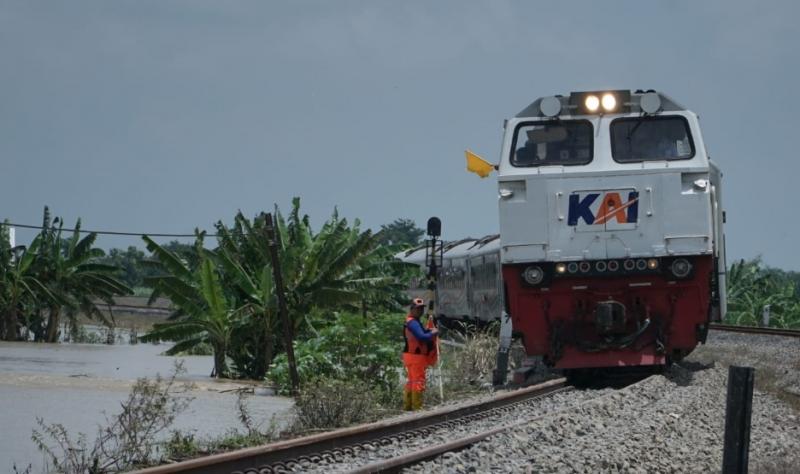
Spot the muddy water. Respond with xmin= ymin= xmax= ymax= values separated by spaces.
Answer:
xmin=0 ymin=341 xmax=294 ymax=471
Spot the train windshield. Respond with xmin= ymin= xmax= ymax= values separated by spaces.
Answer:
xmin=511 ymin=120 xmax=593 ymax=167
xmin=611 ymin=116 xmax=695 ymax=162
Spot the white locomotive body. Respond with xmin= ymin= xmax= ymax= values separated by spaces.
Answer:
xmin=498 ymin=90 xmax=726 ymax=369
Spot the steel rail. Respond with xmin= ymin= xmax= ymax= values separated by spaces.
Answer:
xmin=710 ymin=323 xmax=800 ymax=338
xmin=131 ymin=378 xmax=568 ymax=474
xmin=349 ymin=374 xmax=657 ymax=474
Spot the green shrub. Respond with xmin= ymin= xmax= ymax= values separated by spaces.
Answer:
xmin=268 ymin=312 xmax=402 ymax=398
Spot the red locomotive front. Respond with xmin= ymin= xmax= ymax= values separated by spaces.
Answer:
xmin=495 ymin=91 xmax=726 ymax=370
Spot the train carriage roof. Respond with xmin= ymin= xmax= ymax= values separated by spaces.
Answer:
xmin=395 ymin=235 xmax=501 ymax=264
xmin=467 ymin=234 xmax=500 ymax=257
xmin=443 ymin=239 xmax=479 ymax=259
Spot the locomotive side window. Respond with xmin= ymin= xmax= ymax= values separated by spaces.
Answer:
xmin=610 ymin=116 xmax=695 ymax=163
xmin=511 ymin=120 xmax=593 ymax=167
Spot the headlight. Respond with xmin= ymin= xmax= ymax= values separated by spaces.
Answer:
xmin=522 ymin=266 xmax=545 ymax=285
xmin=623 ymin=259 xmax=635 ymax=271
xmin=601 ymin=93 xmax=617 ymax=111
xmin=567 ymin=262 xmax=579 ymax=273
xmin=671 ymin=258 xmax=692 ymax=278
xmin=607 ymin=260 xmax=619 ymax=272
xmin=584 ymin=95 xmax=600 ymax=112
xmin=555 ymin=263 xmax=567 ymax=274
xmin=647 ymin=258 xmax=659 ymax=270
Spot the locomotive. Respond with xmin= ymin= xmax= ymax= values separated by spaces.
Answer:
xmin=403 ymin=90 xmax=727 ymax=375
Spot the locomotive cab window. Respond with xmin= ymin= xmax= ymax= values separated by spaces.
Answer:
xmin=611 ymin=116 xmax=695 ymax=163
xmin=512 ymin=120 xmax=593 ymax=167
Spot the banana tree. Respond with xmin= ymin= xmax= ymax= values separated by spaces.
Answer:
xmin=725 ymin=258 xmax=800 ymax=327
xmin=35 ymin=209 xmax=132 ymax=342
xmin=0 ymin=230 xmax=54 ymax=341
xmin=140 ymin=236 xmax=238 ymax=378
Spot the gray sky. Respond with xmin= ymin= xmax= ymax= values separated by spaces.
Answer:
xmin=2 ymin=1 xmax=798 ymax=268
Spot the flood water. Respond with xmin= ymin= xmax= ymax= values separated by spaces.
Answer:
xmin=0 ymin=341 xmax=294 ymax=472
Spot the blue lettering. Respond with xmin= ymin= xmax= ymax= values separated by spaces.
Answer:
xmin=568 ymin=193 xmax=598 ymax=226
xmin=626 ymin=191 xmax=639 ymax=223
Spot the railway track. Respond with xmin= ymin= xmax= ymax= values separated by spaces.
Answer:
xmin=349 ymin=374 xmax=656 ymax=473
xmin=125 ymin=326 xmax=788 ymax=474
xmin=133 ymin=378 xmax=569 ymax=474
xmin=709 ymin=323 xmax=800 ymax=338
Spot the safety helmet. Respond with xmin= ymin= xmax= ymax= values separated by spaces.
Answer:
xmin=410 ymin=297 xmax=425 ymax=308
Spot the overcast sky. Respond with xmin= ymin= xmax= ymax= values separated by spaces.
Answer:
xmin=1 ymin=1 xmax=798 ymax=268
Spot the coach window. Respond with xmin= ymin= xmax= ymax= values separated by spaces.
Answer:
xmin=511 ymin=120 xmax=593 ymax=167
xmin=611 ymin=116 xmax=695 ymax=163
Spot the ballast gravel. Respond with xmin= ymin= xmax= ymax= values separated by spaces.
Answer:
xmin=692 ymin=330 xmax=800 ymax=399
xmin=292 ymin=386 xmax=613 ymax=473
xmin=408 ymin=361 xmax=800 ymax=473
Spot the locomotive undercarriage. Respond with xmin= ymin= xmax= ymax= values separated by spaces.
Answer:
xmin=543 ymin=296 xmax=669 ymax=368
xmin=504 ymin=256 xmax=714 ymax=370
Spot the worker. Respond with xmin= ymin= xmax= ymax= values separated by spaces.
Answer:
xmin=402 ymin=297 xmax=439 ymax=411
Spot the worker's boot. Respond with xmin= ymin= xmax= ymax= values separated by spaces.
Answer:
xmin=403 ymin=388 xmax=412 ymax=411
xmin=411 ymin=390 xmax=424 ymax=410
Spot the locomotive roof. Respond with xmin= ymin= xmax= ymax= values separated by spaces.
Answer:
xmin=516 ymin=90 xmax=686 ymax=118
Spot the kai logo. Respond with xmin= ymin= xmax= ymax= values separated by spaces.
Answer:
xmin=567 ymin=190 xmax=639 ymax=226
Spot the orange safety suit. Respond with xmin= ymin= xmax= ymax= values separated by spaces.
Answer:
xmin=402 ymin=314 xmax=438 ymax=410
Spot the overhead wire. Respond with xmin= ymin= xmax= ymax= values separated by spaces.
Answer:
xmin=0 ymin=222 xmax=219 ymax=238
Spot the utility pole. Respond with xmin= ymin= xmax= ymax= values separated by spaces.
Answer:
xmin=263 ymin=212 xmax=300 ymax=395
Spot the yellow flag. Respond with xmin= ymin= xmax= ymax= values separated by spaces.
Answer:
xmin=465 ymin=150 xmax=495 ymax=178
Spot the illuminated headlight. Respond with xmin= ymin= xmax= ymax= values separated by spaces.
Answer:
xmin=671 ymin=258 xmax=692 ymax=278
xmin=522 ymin=266 xmax=545 ymax=285
xmin=555 ymin=263 xmax=567 ymax=274
xmin=647 ymin=258 xmax=659 ymax=270
xmin=584 ymin=95 xmax=600 ymax=112
xmin=601 ymin=93 xmax=617 ymax=111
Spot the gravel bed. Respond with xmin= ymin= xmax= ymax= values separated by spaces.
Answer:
xmin=408 ymin=363 xmax=800 ymax=473
xmin=692 ymin=331 xmax=800 ymax=399
xmin=288 ymin=386 xmax=614 ymax=473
